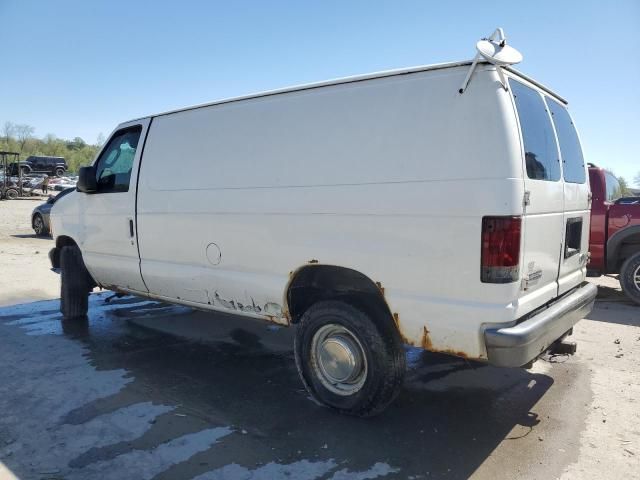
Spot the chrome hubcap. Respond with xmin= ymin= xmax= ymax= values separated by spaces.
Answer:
xmin=311 ymin=324 xmax=367 ymax=396
xmin=634 ymin=265 xmax=640 ymax=290
xmin=34 ymin=217 xmax=43 ymax=233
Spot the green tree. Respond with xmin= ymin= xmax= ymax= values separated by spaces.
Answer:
xmin=67 ymin=137 xmax=86 ymax=151
xmin=1 ymin=121 xmax=101 ymax=174
xmin=618 ymin=176 xmax=630 ymax=196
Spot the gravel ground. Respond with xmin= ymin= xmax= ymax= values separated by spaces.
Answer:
xmin=0 ymin=199 xmax=638 ymax=480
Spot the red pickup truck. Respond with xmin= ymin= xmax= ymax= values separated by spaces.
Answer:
xmin=588 ymin=164 xmax=640 ymax=304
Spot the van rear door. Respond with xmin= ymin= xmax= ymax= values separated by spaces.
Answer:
xmin=546 ymin=98 xmax=590 ymax=295
xmin=510 ymin=79 xmax=564 ymax=312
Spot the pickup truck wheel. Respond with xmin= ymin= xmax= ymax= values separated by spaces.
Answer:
xmin=294 ymin=300 xmax=405 ymax=417
xmin=620 ymin=252 xmax=640 ymax=305
xmin=55 ymin=167 xmax=64 ymax=177
xmin=60 ymin=246 xmax=91 ymax=319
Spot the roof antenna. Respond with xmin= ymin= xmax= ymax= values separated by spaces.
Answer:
xmin=459 ymin=28 xmax=523 ymax=94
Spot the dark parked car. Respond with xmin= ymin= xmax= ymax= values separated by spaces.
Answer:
xmin=31 ymin=188 xmax=75 ymax=236
xmin=9 ymin=156 xmax=67 ymax=177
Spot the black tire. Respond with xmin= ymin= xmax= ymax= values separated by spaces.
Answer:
xmin=60 ymin=246 xmax=91 ymax=319
xmin=620 ymin=252 xmax=640 ymax=306
xmin=32 ymin=213 xmax=46 ymax=236
xmin=294 ymin=300 xmax=406 ymax=417
xmin=5 ymin=188 xmax=18 ymax=200
xmin=20 ymin=166 xmax=30 ymax=176
xmin=55 ymin=167 xmax=64 ymax=177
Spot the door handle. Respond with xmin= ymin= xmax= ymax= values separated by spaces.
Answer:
xmin=129 ymin=219 xmax=134 ymax=238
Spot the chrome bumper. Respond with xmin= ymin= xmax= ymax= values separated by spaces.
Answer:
xmin=484 ymin=282 xmax=597 ymax=367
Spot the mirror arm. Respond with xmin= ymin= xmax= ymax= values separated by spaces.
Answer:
xmin=459 ymin=55 xmax=480 ymax=94
xmin=495 ymin=66 xmax=508 ymax=91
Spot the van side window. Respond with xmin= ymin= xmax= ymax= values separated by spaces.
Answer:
xmin=511 ymin=81 xmax=560 ymax=181
xmin=94 ymin=126 xmax=142 ymax=193
xmin=546 ymin=99 xmax=586 ymax=184
xmin=605 ymin=171 xmax=622 ymax=202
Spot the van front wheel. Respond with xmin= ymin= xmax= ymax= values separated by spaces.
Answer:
xmin=620 ymin=252 xmax=640 ymax=305
xmin=60 ymin=246 xmax=91 ymax=319
xmin=294 ymin=300 xmax=405 ymax=417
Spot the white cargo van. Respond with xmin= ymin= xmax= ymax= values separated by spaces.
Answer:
xmin=50 ymin=31 xmax=596 ymax=416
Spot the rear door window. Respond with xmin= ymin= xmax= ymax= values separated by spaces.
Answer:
xmin=511 ymin=80 xmax=560 ymax=181
xmin=546 ymin=99 xmax=586 ymax=183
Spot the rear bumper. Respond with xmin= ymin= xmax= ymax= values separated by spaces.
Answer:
xmin=484 ymin=282 xmax=597 ymax=367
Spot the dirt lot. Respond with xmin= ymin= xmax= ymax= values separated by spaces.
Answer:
xmin=0 ymin=199 xmax=638 ymax=480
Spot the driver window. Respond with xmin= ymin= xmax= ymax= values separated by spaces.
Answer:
xmin=95 ymin=126 xmax=142 ymax=193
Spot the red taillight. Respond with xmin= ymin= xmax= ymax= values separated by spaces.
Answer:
xmin=481 ymin=216 xmax=521 ymax=283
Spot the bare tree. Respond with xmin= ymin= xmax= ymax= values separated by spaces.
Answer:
xmin=635 ymin=171 xmax=640 ymax=188
xmin=2 ymin=121 xmax=15 ymax=145
xmin=95 ymin=132 xmax=105 ymax=147
xmin=14 ymin=124 xmax=35 ymax=154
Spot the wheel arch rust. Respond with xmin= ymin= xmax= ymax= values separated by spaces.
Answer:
xmin=282 ymin=263 xmax=395 ymax=327
xmin=282 ymin=262 xmax=475 ymax=361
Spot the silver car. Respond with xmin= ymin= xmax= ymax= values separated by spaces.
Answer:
xmin=31 ymin=188 xmax=75 ymax=236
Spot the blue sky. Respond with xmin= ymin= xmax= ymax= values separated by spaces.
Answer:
xmin=1 ymin=0 xmax=638 ymax=183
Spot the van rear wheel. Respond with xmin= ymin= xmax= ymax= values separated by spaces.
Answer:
xmin=60 ymin=246 xmax=92 ymax=319
xmin=294 ymin=300 xmax=405 ymax=417
xmin=620 ymin=252 xmax=640 ymax=305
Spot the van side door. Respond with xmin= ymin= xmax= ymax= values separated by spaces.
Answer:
xmin=77 ymin=119 xmax=150 ymax=292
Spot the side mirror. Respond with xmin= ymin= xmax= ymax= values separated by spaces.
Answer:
xmin=77 ymin=166 xmax=97 ymax=193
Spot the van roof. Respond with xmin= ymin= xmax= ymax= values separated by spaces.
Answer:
xmin=130 ymin=60 xmax=567 ymax=122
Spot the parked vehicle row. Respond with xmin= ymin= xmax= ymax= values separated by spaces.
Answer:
xmin=0 ymin=173 xmax=77 ymax=200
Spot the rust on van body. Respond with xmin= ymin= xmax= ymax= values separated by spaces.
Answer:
xmin=420 ymin=326 xmax=433 ymax=350
xmin=210 ymin=291 xmax=291 ymax=326
xmin=392 ymin=312 xmax=410 ymax=344
xmin=439 ymin=349 xmax=470 ymax=359
xmin=394 ymin=319 xmax=474 ymax=360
